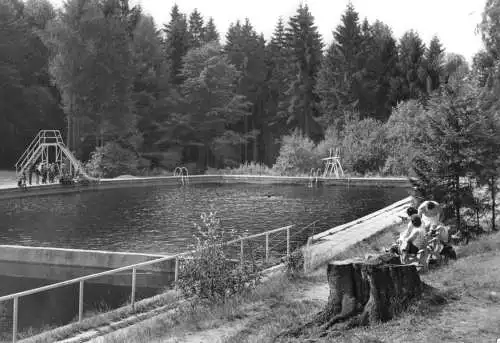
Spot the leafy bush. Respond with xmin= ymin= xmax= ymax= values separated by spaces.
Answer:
xmin=272 ymin=130 xmax=321 ymax=175
xmin=340 ymin=116 xmax=387 ymax=174
xmin=383 ymin=100 xmax=427 ymax=176
xmin=85 ymin=142 xmax=139 ymax=178
xmin=285 ymin=249 xmax=304 ymax=277
xmin=176 ymin=212 xmax=262 ymax=302
xmin=221 ymin=162 xmax=278 ymax=175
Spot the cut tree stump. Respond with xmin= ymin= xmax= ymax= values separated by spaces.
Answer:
xmin=279 ymin=253 xmax=424 ymax=339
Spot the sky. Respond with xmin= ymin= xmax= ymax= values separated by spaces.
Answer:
xmin=50 ymin=0 xmax=486 ymax=63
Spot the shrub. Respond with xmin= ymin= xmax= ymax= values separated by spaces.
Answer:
xmin=383 ymin=100 xmax=427 ymax=176
xmin=285 ymin=249 xmax=305 ymax=277
xmin=85 ymin=142 xmax=139 ymax=178
xmin=176 ymin=212 xmax=262 ymax=302
xmin=272 ymin=130 xmax=321 ymax=175
xmin=340 ymin=117 xmax=387 ymax=174
xmin=222 ymin=162 xmax=277 ymax=175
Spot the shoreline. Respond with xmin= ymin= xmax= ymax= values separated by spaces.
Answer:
xmin=0 ymin=174 xmax=411 ymax=201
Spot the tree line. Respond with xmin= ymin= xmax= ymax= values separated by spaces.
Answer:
xmin=0 ymin=0 xmax=472 ymax=171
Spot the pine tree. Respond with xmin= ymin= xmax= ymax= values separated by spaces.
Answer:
xmin=316 ymin=3 xmax=366 ymax=127
xmin=131 ymin=14 xmax=170 ymax=152
xmin=370 ymin=20 xmax=399 ymax=120
xmin=425 ymin=36 xmax=445 ymax=92
xmin=225 ymin=18 xmax=267 ymax=162
xmin=188 ymin=9 xmax=204 ymax=48
xmin=282 ymin=4 xmax=324 ymax=139
xmin=203 ymin=17 xmax=219 ymax=43
xmin=263 ymin=17 xmax=290 ymax=165
xmin=163 ymin=4 xmax=189 ymax=85
xmin=412 ymin=78 xmax=483 ymax=231
xmin=397 ymin=30 xmax=428 ymax=101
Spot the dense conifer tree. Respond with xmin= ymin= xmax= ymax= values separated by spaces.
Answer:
xmin=188 ymin=9 xmax=204 ymax=48
xmin=163 ymin=4 xmax=189 ymax=85
xmin=425 ymin=36 xmax=445 ymax=92
xmin=203 ymin=17 xmax=219 ymax=43
xmin=282 ymin=4 xmax=323 ymax=139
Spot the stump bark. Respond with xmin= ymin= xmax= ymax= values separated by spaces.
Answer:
xmin=279 ymin=253 xmax=423 ymax=338
xmin=320 ymin=254 xmax=422 ymax=329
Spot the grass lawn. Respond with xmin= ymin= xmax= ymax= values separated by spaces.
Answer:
xmin=90 ymin=225 xmax=500 ymax=343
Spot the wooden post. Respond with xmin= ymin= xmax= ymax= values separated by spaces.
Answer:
xmin=78 ymin=281 xmax=84 ymax=322
xmin=12 ymin=297 xmax=18 ymax=343
xmin=174 ymin=257 xmax=179 ymax=283
xmin=131 ymin=268 xmax=137 ymax=310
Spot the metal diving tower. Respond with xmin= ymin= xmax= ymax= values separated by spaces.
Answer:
xmin=321 ymin=148 xmax=345 ymax=178
xmin=15 ymin=130 xmax=95 ymax=181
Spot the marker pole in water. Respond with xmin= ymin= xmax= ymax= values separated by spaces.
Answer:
xmin=174 ymin=257 xmax=179 ymax=283
xmin=131 ymin=268 xmax=137 ymax=310
xmin=12 ymin=296 xmax=18 ymax=343
xmin=78 ymin=281 xmax=84 ymax=322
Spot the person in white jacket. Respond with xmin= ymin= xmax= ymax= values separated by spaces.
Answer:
xmin=418 ymin=200 xmax=442 ymax=229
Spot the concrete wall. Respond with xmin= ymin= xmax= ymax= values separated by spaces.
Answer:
xmin=0 ymin=174 xmax=412 ymax=201
xmin=302 ymin=196 xmax=413 ymax=272
xmin=0 ymin=245 xmax=174 ymax=287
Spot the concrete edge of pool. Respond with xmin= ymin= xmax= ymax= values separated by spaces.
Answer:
xmin=13 ymin=195 xmax=414 ymax=343
xmin=0 ymin=174 xmax=412 ymax=201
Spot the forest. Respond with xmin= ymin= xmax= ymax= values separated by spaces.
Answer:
xmin=0 ymin=0 xmax=498 ymax=178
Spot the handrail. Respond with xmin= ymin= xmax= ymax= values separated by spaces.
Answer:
xmin=15 ymin=131 xmax=42 ymax=168
xmin=225 ymin=224 xmax=293 ymax=245
xmin=18 ymin=144 xmax=43 ymax=175
xmin=1 ymin=223 xmax=295 ymax=342
xmin=0 ymin=253 xmax=181 ymax=303
xmin=0 ymin=225 xmax=294 ymax=303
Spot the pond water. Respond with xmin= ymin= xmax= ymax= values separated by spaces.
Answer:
xmin=0 ymin=183 xmax=409 ymax=254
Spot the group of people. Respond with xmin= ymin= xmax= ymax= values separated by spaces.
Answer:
xmin=18 ymin=161 xmax=66 ymax=188
xmin=394 ymin=200 xmax=451 ymax=264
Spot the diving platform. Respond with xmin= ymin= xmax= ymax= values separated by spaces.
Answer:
xmin=14 ymin=130 xmax=93 ymax=181
xmin=321 ymin=148 xmax=345 ymax=178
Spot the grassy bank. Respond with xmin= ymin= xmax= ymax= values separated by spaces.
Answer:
xmin=88 ymin=223 xmax=500 ymax=343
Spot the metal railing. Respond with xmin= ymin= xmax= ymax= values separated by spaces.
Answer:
xmin=0 ymin=224 xmax=294 ymax=342
xmin=0 ymin=252 xmax=187 ymax=343
xmin=225 ymin=225 xmax=293 ymax=267
xmin=15 ymin=130 xmax=66 ymax=177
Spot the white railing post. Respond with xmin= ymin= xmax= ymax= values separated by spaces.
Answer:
xmin=131 ymin=268 xmax=137 ymax=310
xmin=174 ymin=257 xmax=179 ymax=283
xmin=265 ymin=233 xmax=269 ymax=263
xmin=286 ymin=227 xmax=290 ymax=258
xmin=240 ymin=239 xmax=244 ymax=269
xmin=78 ymin=281 xmax=84 ymax=322
xmin=12 ymin=297 xmax=18 ymax=343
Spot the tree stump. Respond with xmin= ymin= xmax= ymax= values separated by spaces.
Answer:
xmin=279 ymin=253 xmax=423 ymax=338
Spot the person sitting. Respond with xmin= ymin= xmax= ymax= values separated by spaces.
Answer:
xmin=418 ymin=200 xmax=442 ymax=230
xmin=394 ymin=207 xmax=419 ymax=252
xmin=401 ymin=214 xmax=427 ymax=263
xmin=429 ymin=224 xmax=450 ymax=245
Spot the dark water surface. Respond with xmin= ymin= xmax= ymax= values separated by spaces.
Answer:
xmin=0 ymin=183 xmax=409 ymax=254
